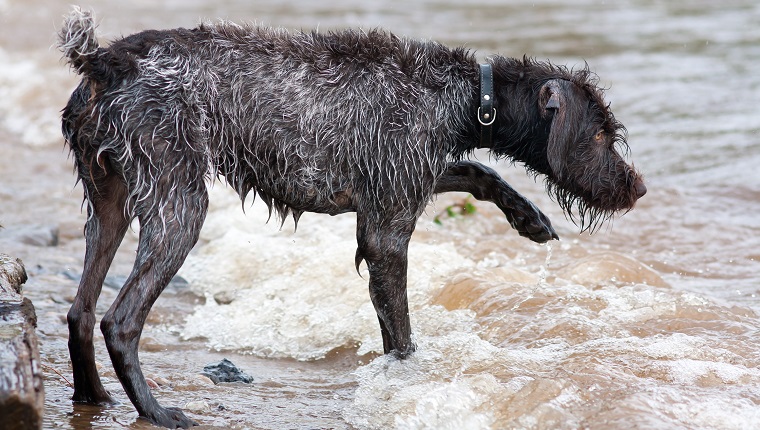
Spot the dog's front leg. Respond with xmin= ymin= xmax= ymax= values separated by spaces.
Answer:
xmin=434 ymin=161 xmax=559 ymax=243
xmin=355 ymin=211 xmax=416 ymax=358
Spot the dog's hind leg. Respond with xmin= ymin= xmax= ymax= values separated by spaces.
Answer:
xmin=434 ymin=161 xmax=559 ymax=243
xmin=100 ymin=175 xmax=208 ymax=428
xmin=68 ymin=173 xmax=130 ymax=405
xmin=356 ymin=211 xmax=417 ymax=358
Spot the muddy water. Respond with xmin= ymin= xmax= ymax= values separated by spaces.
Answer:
xmin=1 ymin=0 xmax=759 ymax=429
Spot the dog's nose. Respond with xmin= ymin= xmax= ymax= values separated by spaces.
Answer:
xmin=634 ymin=180 xmax=647 ymax=198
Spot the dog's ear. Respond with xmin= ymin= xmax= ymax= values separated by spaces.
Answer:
xmin=540 ymin=79 xmax=574 ymax=179
xmin=540 ymin=79 xmax=563 ymax=116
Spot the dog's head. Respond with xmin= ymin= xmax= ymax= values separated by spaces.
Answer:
xmin=490 ymin=58 xmax=646 ymax=231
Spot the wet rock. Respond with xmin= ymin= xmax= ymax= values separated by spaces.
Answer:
xmin=201 ymin=359 xmax=253 ymax=384
xmin=0 ymin=225 xmax=59 ymax=247
xmin=145 ymin=378 xmax=159 ymax=389
xmin=103 ymin=275 xmax=127 ymax=290
xmin=184 ymin=400 xmax=211 ymax=413
xmin=0 ymin=255 xmax=27 ymax=295
xmin=195 ymin=375 xmax=215 ymax=386
xmin=139 ymin=336 xmax=167 ymax=353
xmin=168 ymin=275 xmax=189 ymax=289
xmin=144 ymin=373 xmax=169 ymax=388
xmin=61 ymin=271 xmax=188 ymax=290
xmin=153 ymin=376 xmax=170 ymax=386
xmin=213 ymin=290 xmax=236 ymax=305
xmin=0 ymin=254 xmax=44 ymax=430
xmin=59 ymin=270 xmax=79 ymax=282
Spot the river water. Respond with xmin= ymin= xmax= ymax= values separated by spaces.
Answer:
xmin=1 ymin=0 xmax=759 ymax=429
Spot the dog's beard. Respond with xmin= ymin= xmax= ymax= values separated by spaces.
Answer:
xmin=546 ymin=180 xmax=616 ymax=233
xmin=542 ymin=137 xmax=640 ymax=233
xmin=545 ymin=168 xmax=641 ymax=233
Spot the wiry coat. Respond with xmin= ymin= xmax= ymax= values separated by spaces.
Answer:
xmin=63 ymin=19 xmax=479 ymax=227
xmin=58 ymin=7 xmax=643 ymax=428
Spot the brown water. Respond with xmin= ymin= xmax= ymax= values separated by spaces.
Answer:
xmin=1 ymin=0 xmax=760 ymax=428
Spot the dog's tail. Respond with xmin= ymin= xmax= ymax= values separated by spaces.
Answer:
xmin=58 ymin=6 xmax=101 ymax=76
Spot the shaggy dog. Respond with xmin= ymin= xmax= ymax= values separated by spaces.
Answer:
xmin=58 ymin=7 xmax=645 ymax=427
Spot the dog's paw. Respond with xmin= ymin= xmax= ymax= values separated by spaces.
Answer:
xmin=390 ymin=342 xmax=417 ymax=360
xmin=505 ymin=202 xmax=559 ymax=243
xmin=142 ymin=406 xmax=198 ymax=428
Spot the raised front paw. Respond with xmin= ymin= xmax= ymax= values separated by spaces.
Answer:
xmin=504 ymin=200 xmax=559 ymax=243
xmin=141 ymin=406 xmax=198 ymax=429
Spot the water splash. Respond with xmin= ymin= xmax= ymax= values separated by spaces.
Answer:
xmin=510 ymin=242 xmax=552 ymax=311
xmin=538 ymin=242 xmax=553 ymax=286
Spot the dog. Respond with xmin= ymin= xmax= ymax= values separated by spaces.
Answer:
xmin=58 ymin=7 xmax=645 ymax=428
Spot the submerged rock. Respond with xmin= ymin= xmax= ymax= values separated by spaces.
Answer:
xmin=201 ymin=359 xmax=253 ymax=384
xmin=0 ymin=225 xmax=59 ymax=247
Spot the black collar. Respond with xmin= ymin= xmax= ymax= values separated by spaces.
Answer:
xmin=477 ymin=63 xmax=496 ymax=148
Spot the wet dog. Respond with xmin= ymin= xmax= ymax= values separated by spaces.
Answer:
xmin=58 ymin=7 xmax=645 ymax=428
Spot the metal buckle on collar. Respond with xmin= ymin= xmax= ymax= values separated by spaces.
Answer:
xmin=477 ymin=106 xmax=496 ymax=126
xmin=478 ymin=63 xmax=496 ymax=147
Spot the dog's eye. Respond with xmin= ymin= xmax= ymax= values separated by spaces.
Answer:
xmin=594 ymin=130 xmax=605 ymax=142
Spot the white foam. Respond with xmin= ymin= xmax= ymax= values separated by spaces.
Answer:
xmin=179 ymin=188 xmax=477 ymax=359
xmin=664 ymin=359 xmax=757 ymax=385
xmin=621 ymin=387 xmax=760 ymax=430
xmin=668 ymin=394 xmax=760 ymax=430
xmin=345 ymin=334 xmax=500 ymax=430
xmin=180 ymin=196 xmax=376 ymax=359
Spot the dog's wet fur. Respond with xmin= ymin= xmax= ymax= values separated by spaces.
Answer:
xmin=58 ymin=7 xmax=645 ymax=427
